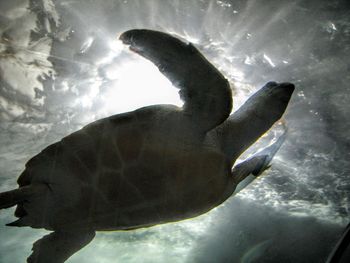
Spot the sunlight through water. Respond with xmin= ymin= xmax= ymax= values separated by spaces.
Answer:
xmin=0 ymin=0 xmax=349 ymax=262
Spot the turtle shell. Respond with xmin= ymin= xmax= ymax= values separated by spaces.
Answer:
xmin=15 ymin=106 xmax=230 ymax=231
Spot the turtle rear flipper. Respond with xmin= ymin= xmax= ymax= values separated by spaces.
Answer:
xmin=120 ymin=29 xmax=232 ymax=134
xmin=27 ymin=230 xmax=95 ymax=263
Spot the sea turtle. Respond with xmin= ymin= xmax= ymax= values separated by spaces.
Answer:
xmin=0 ymin=29 xmax=294 ymax=263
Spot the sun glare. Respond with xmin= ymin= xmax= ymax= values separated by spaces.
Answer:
xmin=102 ymin=55 xmax=183 ymax=114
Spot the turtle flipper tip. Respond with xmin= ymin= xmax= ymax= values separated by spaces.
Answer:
xmin=252 ymin=131 xmax=287 ymax=176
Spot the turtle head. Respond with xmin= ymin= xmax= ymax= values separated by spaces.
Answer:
xmin=265 ymin=81 xmax=294 ymax=103
xmin=257 ymin=81 xmax=295 ymax=120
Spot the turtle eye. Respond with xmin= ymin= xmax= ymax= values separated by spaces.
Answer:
xmin=119 ymin=31 xmax=134 ymax=45
xmin=265 ymin=81 xmax=278 ymax=88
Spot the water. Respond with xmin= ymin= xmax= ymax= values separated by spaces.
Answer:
xmin=0 ymin=0 xmax=349 ymax=262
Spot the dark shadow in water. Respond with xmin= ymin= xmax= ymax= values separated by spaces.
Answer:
xmin=188 ymin=198 xmax=343 ymax=263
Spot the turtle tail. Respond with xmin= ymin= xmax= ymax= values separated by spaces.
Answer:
xmin=0 ymin=184 xmax=48 ymax=210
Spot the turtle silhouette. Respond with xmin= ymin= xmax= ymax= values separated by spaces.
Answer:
xmin=0 ymin=29 xmax=294 ymax=263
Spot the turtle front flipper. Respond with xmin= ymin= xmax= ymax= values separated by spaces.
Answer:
xmin=228 ymin=131 xmax=286 ymax=196
xmin=27 ymin=230 xmax=95 ymax=263
xmin=120 ymin=29 xmax=232 ymax=133
xmin=219 ymin=82 xmax=294 ymax=160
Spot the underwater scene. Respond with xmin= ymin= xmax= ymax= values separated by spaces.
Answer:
xmin=0 ymin=0 xmax=349 ymax=262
